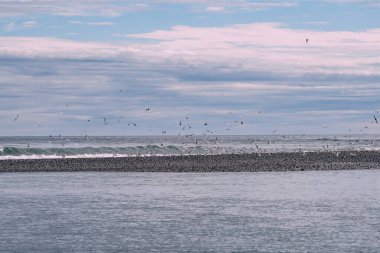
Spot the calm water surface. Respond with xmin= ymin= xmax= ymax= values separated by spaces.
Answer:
xmin=0 ymin=170 xmax=379 ymax=252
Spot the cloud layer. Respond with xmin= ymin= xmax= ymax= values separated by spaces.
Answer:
xmin=1 ymin=22 xmax=380 ymax=135
xmin=0 ymin=0 xmax=377 ymax=18
xmin=0 ymin=0 xmax=305 ymax=17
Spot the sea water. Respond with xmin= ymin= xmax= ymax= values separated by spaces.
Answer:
xmin=1 ymin=135 xmax=380 ymax=159
xmin=0 ymin=170 xmax=379 ymax=252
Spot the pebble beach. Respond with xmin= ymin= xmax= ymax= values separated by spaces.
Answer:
xmin=1 ymin=151 xmax=380 ymax=172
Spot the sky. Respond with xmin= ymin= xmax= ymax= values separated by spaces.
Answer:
xmin=1 ymin=0 xmax=380 ymax=136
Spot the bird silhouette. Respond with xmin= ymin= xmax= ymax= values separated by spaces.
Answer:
xmin=13 ymin=114 xmax=19 ymax=122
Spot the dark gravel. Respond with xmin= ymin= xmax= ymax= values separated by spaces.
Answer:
xmin=1 ymin=151 xmax=380 ymax=172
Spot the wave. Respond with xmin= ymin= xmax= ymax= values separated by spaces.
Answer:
xmin=0 ymin=145 xmax=211 ymax=160
xmin=1 ymin=134 xmax=380 ymax=160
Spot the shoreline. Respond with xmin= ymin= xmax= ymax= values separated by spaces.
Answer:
xmin=1 ymin=151 xmax=380 ymax=172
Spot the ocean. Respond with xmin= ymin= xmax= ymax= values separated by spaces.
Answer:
xmin=1 ymin=135 xmax=379 ymax=252
xmin=0 ymin=170 xmax=379 ymax=252
xmin=1 ymin=134 xmax=380 ymax=159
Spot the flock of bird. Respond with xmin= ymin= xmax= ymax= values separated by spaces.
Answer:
xmin=9 ymin=38 xmax=380 ymax=154
xmin=10 ymin=104 xmax=380 ymax=156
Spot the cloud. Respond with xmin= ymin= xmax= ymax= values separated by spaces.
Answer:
xmin=0 ymin=36 xmax=136 ymax=59
xmin=2 ymin=23 xmax=380 ymax=83
xmin=303 ymin=21 xmax=328 ymax=25
xmin=323 ymin=0 xmax=380 ymax=7
xmin=205 ymin=6 xmax=225 ymax=12
xmin=128 ymin=23 xmax=380 ymax=77
xmin=2 ymin=20 xmax=37 ymax=32
xmin=0 ymin=0 xmax=148 ymax=17
xmin=21 ymin=20 xmax=38 ymax=28
xmin=0 ymin=0 xmax=378 ymax=18
xmin=2 ymin=23 xmax=380 ymax=86
xmin=69 ymin=20 xmax=115 ymax=26
xmin=162 ymin=0 xmax=296 ymax=13
xmin=0 ymin=0 xmax=296 ymax=17
xmin=3 ymin=21 xmax=15 ymax=32
xmin=1 ymin=23 xmax=380 ymax=134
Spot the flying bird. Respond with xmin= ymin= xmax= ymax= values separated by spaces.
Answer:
xmin=13 ymin=114 xmax=19 ymax=122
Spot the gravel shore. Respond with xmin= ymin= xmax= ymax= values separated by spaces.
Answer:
xmin=1 ymin=151 xmax=380 ymax=172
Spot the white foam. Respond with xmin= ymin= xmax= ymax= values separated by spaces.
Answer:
xmin=0 ymin=153 xmax=188 ymax=160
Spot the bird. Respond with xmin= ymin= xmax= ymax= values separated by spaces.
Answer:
xmin=103 ymin=118 xmax=108 ymax=125
xmin=306 ymin=38 xmax=309 ymax=44
xmin=145 ymin=108 xmax=150 ymax=111
xmin=374 ymin=115 xmax=378 ymax=124
xmin=13 ymin=114 xmax=19 ymax=122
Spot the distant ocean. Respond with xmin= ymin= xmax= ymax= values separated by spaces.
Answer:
xmin=1 ymin=135 xmax=380 ymax=160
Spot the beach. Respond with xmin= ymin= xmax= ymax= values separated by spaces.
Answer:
xmin=1 ymin=151 xmax=380 ymax=172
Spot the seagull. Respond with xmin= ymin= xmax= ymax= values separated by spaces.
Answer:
xmin=374 ymin=115 xmax=378 ymax=124
xmin=179 ymin=120 xmax=182 ymax=126
xmin=145 ymin=108 xmax=150 ymax=111
xmin=13 ymin=114 xmax=19 ymax=122
xmin=306 ymin=38 xmax=309 ymax=44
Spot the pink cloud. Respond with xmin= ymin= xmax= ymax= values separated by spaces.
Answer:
xmin=128 ymin=23 xmax=380 ymax=75
xmin=1 ymin=23 xmax=379 ymax=77
xmin=0 ymin=37 xmax=136 ymax=58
